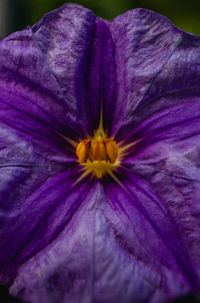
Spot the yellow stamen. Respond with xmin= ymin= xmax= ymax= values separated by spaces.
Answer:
xmin=75 ymin=112 xmax=137 ymax=179
xmin=75 ymin=119 xmax=119 ymax=178
xmin=76 ymin=139 xmax=91 ymax=163
xmin=89 ymin=140 xmax=107 ymax=161
xmin=103 ymin=138 xmax=118 ymax=163
xmin=76 ymin=138 xmax=119 ymax=169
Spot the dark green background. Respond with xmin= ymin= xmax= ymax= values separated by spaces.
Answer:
xmin=6 ymin=0 xmax=200 ymax=36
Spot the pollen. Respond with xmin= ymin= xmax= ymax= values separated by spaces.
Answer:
xmin=76 ymin=133 xmax=119 ymax=178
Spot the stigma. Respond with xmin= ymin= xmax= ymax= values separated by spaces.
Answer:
xmin=76 ymin=133 xmax=119 ymax=178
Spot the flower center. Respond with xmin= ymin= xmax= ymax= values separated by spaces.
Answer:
xmin=76 ymin=131 xmax=119 ymax=178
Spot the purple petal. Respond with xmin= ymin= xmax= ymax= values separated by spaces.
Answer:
xmin=0 ymin=35 xmax=72 ymax=160
xmin=0 ymin=163 xmax=93 ymax=284
xmin=9 ymin=180 xmax=199 ymax=303
xmin=120 ymin=90 xmax=200 ymax=226
xmin=85 ymin=18 xmax=117 ymax=132
xmin=8 ymin=183 xmax=166 ymax=303
xmin=103 ymin=170 xmax=200 ymax=301
xmin=9 ymin=183 xmax=100 ymax=303
xmin=111 ymin=10 xmax=200 ymax=233
xmin=122 ymin=90 xmax=200 ymax=158
xmin=32 ymin=6 xmax=118 ymax=135
xmin=0 ymin=4 xmax=96 ymax=157
xmin=108 ymin=9 xmax=200 ymax=135
xmin=32 ymin=4 xmax=96 ymax=133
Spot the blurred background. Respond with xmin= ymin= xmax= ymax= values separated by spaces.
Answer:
xmin=1 ymin=0 xmax=200 ymax=38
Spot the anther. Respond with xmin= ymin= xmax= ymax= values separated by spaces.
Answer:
xmin=103 ymin=139 xmax=118 ymax=163
xmin=89 ymin=140 xmax=107 ymax=161
xmin=76 ymin=139 xmax=91 ymax=163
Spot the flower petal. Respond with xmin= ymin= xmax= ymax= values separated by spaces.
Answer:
xmin=103 ymin=170 xmax=200 ymax=301
xmin=108 ymin=9 xmax=200 ymax=135
xmin=8 ymin=183 xmax=167 ymax=303
xmin=0 ymin=4 xmax=96 ymax=157
xmin=85 ymin=18 xmax=117 ymax=132
xmin=121 ymin=88 xmax=200 ymax=156
xmin=31 ymin=4 xmax=97 ymax=134
xmin=119 ymin=89 xmax=200 ymax=225
xmin=0 ymin=162 xmax=92 ymax=284
xmin=9 ymin=181 xmax=199 ymax=303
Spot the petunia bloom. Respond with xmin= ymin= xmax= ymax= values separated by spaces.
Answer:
xmin=1 ymin=3 xmax=200 ymax=303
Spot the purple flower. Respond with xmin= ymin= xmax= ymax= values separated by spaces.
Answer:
xmin=0 ymin=3 xmax=200 ymax=303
